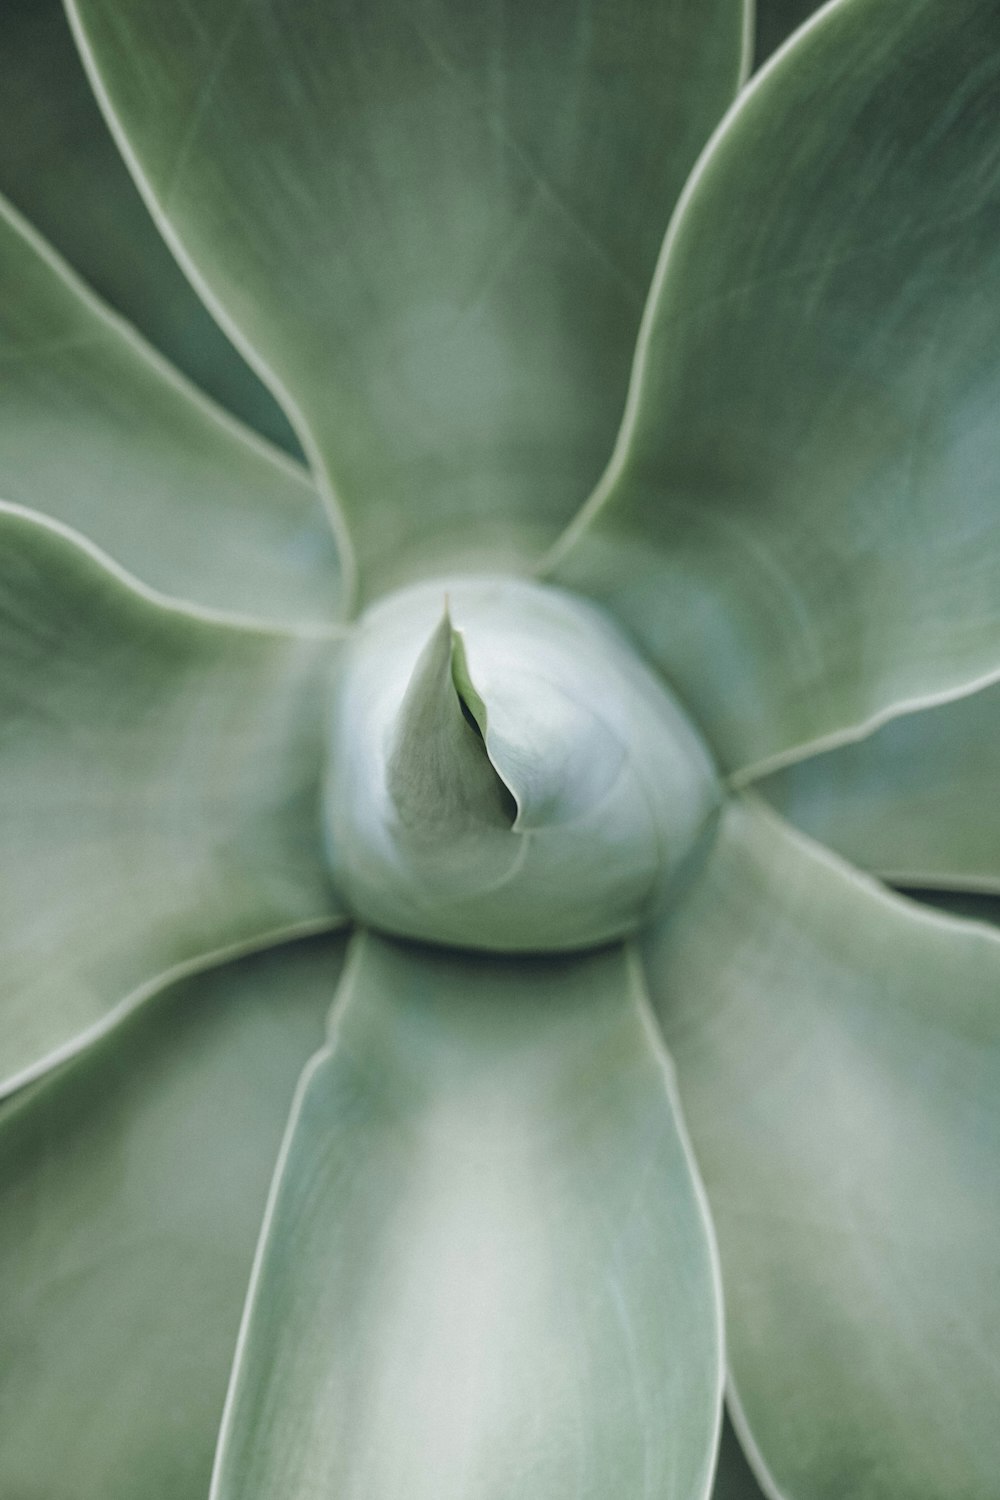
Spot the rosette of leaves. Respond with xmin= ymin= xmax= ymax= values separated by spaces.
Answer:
xmin=1 ymin=0 xmax=999 ymax=1496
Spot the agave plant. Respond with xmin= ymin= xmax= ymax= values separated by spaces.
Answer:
xmin=1 ymin=0 xmax=998 ymax=1495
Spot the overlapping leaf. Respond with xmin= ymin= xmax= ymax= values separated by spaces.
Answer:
xmin=0 ymin=195 xmax=340 ymax=624
xmin=553 ymin=0 xmax=1000 ymax=778
xmin=211 ymin=935 xmax=723 ymax=1499
xmin=645 ymin=795 xmax=1000 ymax=1499
xmin=0 ymin=504 xmax=344 ymax=1094
xmin=0 ymin=933 xmax=347 ymax=1500
xmin=761 ymin=678 xmax=1000 ymax=891
xmin=67 ymin=0 xmax=748 ymax=593
xmin=0 ymin=0 xmax=296 ymax=450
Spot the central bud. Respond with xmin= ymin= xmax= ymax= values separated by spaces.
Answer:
xmin=324 ymin=576 xmax=718 ymax=952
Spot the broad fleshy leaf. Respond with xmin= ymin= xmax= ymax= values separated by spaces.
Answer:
xmin=0 ymin=503 xmax=344 ymax=1095
xmin=211 ymin=934 xmax=723 ymax=1500
xmin=644 ymin=794 xmax=1000 ymax=1499
xmin=0 ymin=931 xmax=348 ymax=1500
xmin=0 ymin=0 xmax=297 ymax=452
xmin=0 ymin=194 xmax=341 ymax=625
xmin=552 ymin=0 xmax=1000 ymax=777
xmin=760 ymin=679 xmax=1000 ymax=892
xmin=67 ymin=0 xmax=749 ymax=593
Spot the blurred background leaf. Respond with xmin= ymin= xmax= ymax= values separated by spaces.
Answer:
xmin=0 ymin=0 xmax=299 ymax=455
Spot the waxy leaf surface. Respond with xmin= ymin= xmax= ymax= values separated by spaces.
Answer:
xmin=761 ymin=679 xmax=1000 ymax=892
xmin=0 ymin=505 xmax=344 ymax=1094
xmin=0 ymin=0 xmax=297 ymax=451
xmin=0 ymin=934 xmax=346 ymax=1500
xmin=554 ymin=0 xmax=1000 ymax=777
xmin=68 ymin=0 xmax=748 ymax=593
xmin=645 ymin=795 xmax=1000 ymax=1499
xmin=0 ymin=194 xmax=340 ymax=624
xmin=212 ymin=935 xmax=723 ymax=1500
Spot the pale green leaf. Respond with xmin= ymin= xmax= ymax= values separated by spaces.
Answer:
xmin=0 ymin=194 xmax=341 ymax=625
xmin=211 ymin=934 xmax=723 ymax=1500
xmin=0 ymin=503 xmax=345 ymax=1095
xmin=644 ymin=794 xmax=1000 ymax=1499
xmin=385 ymin=605 xmax=515 ymax=837
xmin=326 ymin=576 xmax=719 ymax=951
xmin=0 ymin=931 xmax=348 ymax=1500
xmin=552 ymin=0 xmax=1000 ymax=777
xmin=67 ymin=0 xmax=748 ymax=594
xmin=0 ymin=0 xmax=297 ymax=452
xmin=760 ymin=679 xmax=1000 ymax=892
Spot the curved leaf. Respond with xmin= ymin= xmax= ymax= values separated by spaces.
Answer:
xmin=0 ymin=0 xmax=297 ymax=452
xmin=0 ymin=931 xmax=348 ymax=1500
xmin=644 ymin=794 xmax=1000 ymax=1499
xmin=552 ymin=0 xmax=1000 ymax=777
xmin=327 ymin=576 xmax=720 ymax=951
xmin=211 ymin=934 xmax=723 ymax=1500
xmin=760 ymin=678 xmax=1000 ymax=892
xmin=0 ymin=194 xmax=342 ymax=625
xmin=67 ymin=0 xmax=748 ymax=594
xmin=0 ymin=503 xmax=344 ymax=1096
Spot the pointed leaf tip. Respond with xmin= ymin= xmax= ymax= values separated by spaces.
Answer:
xmin=386 ymin=605 xmax=514 ymax=836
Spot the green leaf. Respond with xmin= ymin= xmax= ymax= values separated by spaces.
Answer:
xmin=326 ymin=576 xmax=720 ymax=951
xmin=385 ymin=604 xmax=516 ymax=837
xmin=211 ymin=934 xmax=723 ymax=1500
xmin=67 ymin=0 xmax=749 ymax=595
xmin=644 ymin=794 xmax=1000 ymax=1499
xmin=0 ymin=931 xmax=348 ymax=1500
xmin=0 ymin=193 xmax=342 ymax=625
xmin=760 ymin=679 xmax=1000 ymax=892
xmin=0 ymin=503 xmax=345 ymax=1095
xmin=0 ymin=0 xmax=298 ymax=453
xmin=551 ymin=0 xmax=1000 ymax=778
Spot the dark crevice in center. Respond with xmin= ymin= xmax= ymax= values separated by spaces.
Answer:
xmin=455 ymin=687 xmax=518 ymax=827
xmin=459 ymin=695 xmax=481 ymax=736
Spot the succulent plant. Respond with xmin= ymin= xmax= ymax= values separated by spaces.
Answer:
xmin=1 ymin=0 xmax=998 ymax=1496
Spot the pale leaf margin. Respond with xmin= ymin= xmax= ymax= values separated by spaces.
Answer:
xmin=0 ymin=497 xmax=350 ymax=1099
xmin=62 ymin=0 xmax=358 ymax=611
xmin=0 ymin=187 xmax=339 ymax=614
xmin=208 ymin=930 xmax=728 ymax=1499
xmin=700 ymin=791 xmax=1000 ymax=1500
xmin=534 ymin=0 xmax=1000 ymax=786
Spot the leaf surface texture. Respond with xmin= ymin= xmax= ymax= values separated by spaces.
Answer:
xmin=211 ymin=934 xmax=723 ymax=1500
xmin=644 ymin=795 xmax=1000 ymax=1499
xmin=0 ymin=0 xmax=297 ymax=450
xmin=554 ymin=0 xmax=1000 ymax=777
xmin=0 ymin=195 xmax=341 ymax=625
xmin=68 ymin=0 xmax=747 ymax=592
xmin=0 ymin=504 xmax=344 ymax=1094
xmin=0 ymin=934 xmax=346 ymax=1500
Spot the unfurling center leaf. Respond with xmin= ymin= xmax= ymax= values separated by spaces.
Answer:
xmin=324 ymin=576 xmax=721 ymax=952
xmin=386 ymin=604 xmax=517 ymax=837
